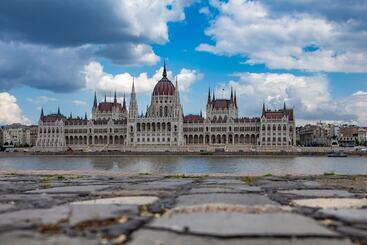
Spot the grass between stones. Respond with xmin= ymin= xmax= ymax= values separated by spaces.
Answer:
xmin=240 ymin=176 xmax=256 ymax=184
xmin=163 ymin=174 xmax=209 ymax=179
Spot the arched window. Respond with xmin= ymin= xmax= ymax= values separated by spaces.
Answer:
xmin=164 ymin=106 xmax=168 ymax=117
xmin=159 ymin=106 xmax=163 ymax=117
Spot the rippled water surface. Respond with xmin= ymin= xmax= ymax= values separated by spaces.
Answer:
xmin=0 ymin=155 xmax=367 ymax=175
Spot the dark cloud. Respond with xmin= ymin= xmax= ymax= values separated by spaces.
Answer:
xmin=0 ymin=0 xmax=192 ymax=92
xmin=264 ymin=0 xmax=367 ymax=27
xmin=0 ymin=42 xmax=88 ymax=92
xmin=0 ymin=0 xmax=137 ymax=47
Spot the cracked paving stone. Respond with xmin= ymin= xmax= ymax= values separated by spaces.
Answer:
xmin=302 ymin=181 xmax=322 ymax=188
xmin=70 ymin=196 xmax=159 ymax=206
xmin=0 ymin=205 xmax=69 ymax=229
xmin=26 ymin=185 xmax=110 ymax=194
xmin=201 ymin=178 xmax=244 ymax=185
xmin=175 ymin=193 xmax=278 ymax=207
xmin=68 ymin=204 xmax=138 ymax=226
xmin=256 ymin=180 xmax=300 ymax=189
xmin=318 ymin=208 xmax=367 ymax=224
xmin=133 ymin=180 xmax=193 ymax=190
xmin=128 ymin=229 xmax=352 ymax=245
xmin=0 ymin=230 xmax=98 ymax=245
xmin=279 ymin=189 xmax=354 ymax=197
xmin=188 ymin=186 xmax=261 ymax=194
xmin=148 ymin=212 xmax=336 ymax=237
xmin=291 ymin=198 xmax=367 ymax=209
xmin=0 ymin=203 xmax=14 ymax=212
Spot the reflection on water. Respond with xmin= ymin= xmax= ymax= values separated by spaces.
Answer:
xmin=0 ymin=155 xmax=366 ymax=175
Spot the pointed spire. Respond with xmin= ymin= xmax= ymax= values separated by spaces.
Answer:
xmin=262 ymin=102 xmax=266 ymax=115
xmin=85 ymin=112 xmax=88 ymax=120
xmin=93 ymin=91 xmax=97 ymax=108
xmin=207 ymin=87 xmax=211 ymax=104
xmin=230 ymin=87 xmax=233 ymax=102
xmin=123 ymin=93 xmax=126 ymax=110
xmin=69 ymin=112 xmax=72 ymax=119
xmin=132 ymin=78 xmax=135 ymax=93
xmin=129 ymin=77 xmax=138 ymax=118
xmin=104 ymin=94 xmax=107 ymax=103
xmin=114 ymin=90 xmax=117 ymax=104
xmin=283 ymin=101 xmax=287 ymax=111
xmin=40 ymin=107 xmax=44 ymax=119
xmin=163 ymin=60 xmax=167 ymax=78
xmin=212 ymin=90 xmax=216 ymax=101
xmin=57 ymin=106 xmax=60 ymax=115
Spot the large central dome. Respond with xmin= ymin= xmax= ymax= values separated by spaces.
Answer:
xmin=152 ymin=64 xmax=175 ymax=96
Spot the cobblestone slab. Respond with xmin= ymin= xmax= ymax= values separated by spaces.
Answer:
xmin=0 ymin=173 xmax=366 ymax=244
xmin=148 ymin=212 xmax=336 ymax=237
xmin=0 ymin=231 xmax=98 ymax=245
xmin=175 ymin=193 xmax=278 ymax=207
xmin=68 ymin=204 xmax=138 ymax=226
xmin=0 ymin=205 xmax=70 ymax=228
xmin=291 ymin=198 xmax=367 ymax=209
xmin=70 ymin=196 xmax=159 ymax=206
xmin=318 ymin=208 xmax=367 ymax=224
xmin=129 ymin=229 xmax=352 ymax=245
xmin=279 ymin=189 xmax=354 ymax=197
xmin=27 ymin=185 xmax=110 ymax=194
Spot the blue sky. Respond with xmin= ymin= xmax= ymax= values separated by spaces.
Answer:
xmin=0 ymin=0 xmax=366 ymax=125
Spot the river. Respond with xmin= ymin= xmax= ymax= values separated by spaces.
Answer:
xmin=0 ymin=155 xmax=366 ymax=175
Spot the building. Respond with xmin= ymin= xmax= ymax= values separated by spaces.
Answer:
xmin=36 ymin=65 xmax=296 ymax=152
xmin=338 ymin=125 xmax=358 ymax=147
xmin=3 ymin=124 xmax=29 ymax=146
xmin=298 ymin=124 xmax=330 ymax=147
xmin=358 ymin=127 xmax=367 ymax=146
xmin=0 ymin=126 xmax=3 ymax=147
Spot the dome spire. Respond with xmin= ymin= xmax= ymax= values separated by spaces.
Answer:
xmin=93 ymin=91 xmax=97 ymax=108
xmin=40 ymin=107 xmax=44 ymax=119
xmin=163 ymin=60 xmax=167 ymax=78
xmin=207 ymin=87 xmax=211 ymax=104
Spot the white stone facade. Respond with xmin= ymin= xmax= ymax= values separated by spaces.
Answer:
xmin=36 ymin=66 xmax=296 ymax=152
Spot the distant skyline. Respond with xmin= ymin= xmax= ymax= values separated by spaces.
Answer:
xmin=0 ymin=0 xmax=366 ymax=126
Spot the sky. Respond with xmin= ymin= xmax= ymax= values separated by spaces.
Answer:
xmin=0 ymin=0 xmax=366 ymax=126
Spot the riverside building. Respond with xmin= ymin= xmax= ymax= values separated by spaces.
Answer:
xmin=36 ymin=65 xmax=296 ymax=152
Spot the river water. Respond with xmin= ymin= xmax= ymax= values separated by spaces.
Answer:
xmin=0 ymin=155 xmax=367 ymax=175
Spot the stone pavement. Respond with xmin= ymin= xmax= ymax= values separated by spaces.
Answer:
xmin=0 ymin=172 xmax=366 ymax=244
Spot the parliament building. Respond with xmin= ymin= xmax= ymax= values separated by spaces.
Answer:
xmin=36 ymin=65 xmax=296 ymax=152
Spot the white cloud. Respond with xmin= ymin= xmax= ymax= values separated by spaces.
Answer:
xmin=197 ymin=0 xmax=367 ymax=72
xmin=0 ymin=92 xmax=30 ymax=125
xmin=353 ymin=91 xmax=367 ymax=96
xmin=84 ymin=61 xmax=202 ymax=94
xmin=219 ymin=72 xmax=367 ymax=125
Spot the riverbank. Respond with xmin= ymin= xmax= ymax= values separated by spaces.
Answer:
xmin=0 ymin=171 xmax=366 ymax=244
xmin=1 ymin=149 xmax=367 ymax=157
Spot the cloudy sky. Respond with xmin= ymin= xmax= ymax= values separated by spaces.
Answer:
xmin=0 ymin=0 xmax=366 ymax=125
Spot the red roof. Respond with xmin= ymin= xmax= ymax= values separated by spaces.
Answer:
xmin=97 ymin=102 xmax=125 ymax=112
xmin=264 ymin=109 xmax=294 ymax=121
xmin=41 ymin=114 xmax=66 ymax=123
xmin=153 ymin=77 xmax=175 ymax=96
xmin=184 ymin=114 xmax=204 ymax=123
xmin=211 ymin=99 xmax=234 ymax=110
